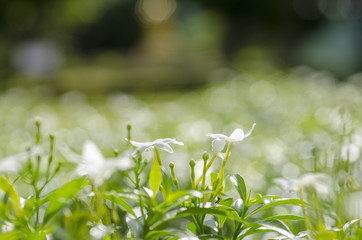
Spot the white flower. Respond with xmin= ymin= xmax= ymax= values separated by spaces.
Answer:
xmin=298 ymin=173 xmax=332 ymax=196
xmin=274 ymin=173 xmax=332 ymax=198
xmin=89 ymin=223 xmax=114 ymax=239
xmin=0 ymin=153 xmax=27 ymax=174
xmin=206 ymin=123 xmax=256 ymax=152
xmin=128 ymin=138 xmax=184 ymax=155
xmin=77 ymin=141 xmax=133 ymax=186
xmin=0 ymin=147 xmax=41 ymax=174
xmin=1 ymin=221 xmax=14 ymax=233
xmin=341 ymin=144 xmax=360 ymax=162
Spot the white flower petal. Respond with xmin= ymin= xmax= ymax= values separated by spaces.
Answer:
xmin=137 ymin=143 xmax=154 ymax=154
xmin=154 ymin=142 xmax=174 ymax=153
xmin=79 ymin=140 xmax=134 ymax=187
xmin=212 ymin=139 xmax=226 ymax=153
xmin=228 ymin=128 xmax=245 ymax=142
xmin=207 ymin=123 xmax=256 ymax=143
xmin=59 ymin=144 xmax=81 ymax=163
xmin=82 ymin=141 xmax=104 ymax=166
xmin=159 ymin=138 xmax=184 ymax=146
xmin=244 ymin=123 xmax=256 ymax=138
xmin=129 ymin=138 xmax=184 ymax=154
xmin=106 ymin=157 xmax=134 ymax=171
xmin=128 ymin=140 xmax=147 ymax=148
xmin=341 ymin=144 xmax=360 ymax=162
xmin=206 ymin=133 xmax=228 ymax=140
xmin=0 ymin=151 xmax=29 ymax=174
xmin=0 ymin=157 xmax=22 ymax=174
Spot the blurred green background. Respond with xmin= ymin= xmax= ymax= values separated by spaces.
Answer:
xmin=0 ymin=0 xmax=362 ymax=225
xmin=0 ymin=0 xmax=362 ymax=92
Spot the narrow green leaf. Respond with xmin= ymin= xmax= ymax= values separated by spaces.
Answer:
xmin=145 ymin=230 xmax=176 ymax=240
xmin=230 ymin=174 xmax=247 ymax=203
xmin=0 ymin=231 xmax=25 ymax=240
xmin=258 ymin=219 xmax=295 ymax=239
xmin=162 ymin=171 xmax=173 ymax=197
xmin=177 ymin=206 xmax=242 ymax=222
xmin=343 ymin=218 xmax=361 ymax=232
xmin=103 ymin=193 xmax=136 ymax=217
xmin=149 ymin=151 xmax=162 ymax=197
xmin=0 ymin=177 xmax=22 ymax=217
xmin=245 ymin=198 xmax=304 ymax=219
xmin=199 ymin=234 xmax=225 ymax=239
xmin=162 ymin=190 xmax=202 ymax=212
xmin=236 ymin=224 xmax=261 ymax=239
xmin=266 ymin=214 xmax=304 ymax=221
xmin=210 ymin=172 xmax=218 ymax=187
xmin=149 ymin=208 xmax=184 ymax=229
xmin=43 ymin=177 xmax=87 ymax=224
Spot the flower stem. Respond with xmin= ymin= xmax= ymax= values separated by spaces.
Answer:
xmin=195 ymin=153 xmax=216 ymax=187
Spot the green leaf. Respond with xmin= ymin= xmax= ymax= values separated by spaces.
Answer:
xmin=218 ymin=198 xmax=233 ymax=207
xmin=343 ymin=218 xmax=361 ymax=232
xmin=177 ymin=206 xmax=242 ymax=222
xmin=103 ymin=193 xmax=136 ymax=217
xmin=145 ymin=230 xmax=176 ymax=240
xmin=149 ymin=149 xmax=162 ymax=197
xmin=149 ymin=208 xmax=184 ymax=229
xmin=161 ymin=190 xmax=202 ymax=213
xmin=232 ymin=198 xmax=244 ymax=217
xmin=257 ymin=219 xmax=295 ymax=239
xmin=218 ymin=197 xmax=234 ymax=227
xmin=236 ymin=224 xmax=261 ymax=239
xmin=245 ymin=198 xmax=304 ymax=219
xmin=187 ymin=221 xmax=197 ymax=234
xmin=210 ymin=172 xmax=218 ymax=188
xmin=266 ymin=214 xmax=304 ymax=221
xmin=43 ymin=177 xmax=87 ymax=224
xmin=0 ymin=177 xmax=22 ymax=217
xmin=230 ymin=174 xmax=247 ymax=203
xmin=0 ymin=231 xmax=25 ymax=240
xmin=198 ymin=234 xmax=225 ymax=239
xmin=161 ymin=171 xmax=173 ymax=197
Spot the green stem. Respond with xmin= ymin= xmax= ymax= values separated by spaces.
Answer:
xmin=201 ymin=157 xmax=207 ymax=190
xmin=134 ymin=155 xmax=148 ymax=232
xmin=195 ymin=154 xmax=216 ymax=187
xmin=190 ymin=159 xmax=196 ymax=189
xmin=216 ymin=142 xmax=232 ymax=180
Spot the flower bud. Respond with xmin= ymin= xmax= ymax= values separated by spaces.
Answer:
xmin=189 ymin=159 xmax=196 ymax=167
xmin=35 ymin=116 xmax=42 ymax=127
xmin=202 ymin=152 xmax=209 ymax=161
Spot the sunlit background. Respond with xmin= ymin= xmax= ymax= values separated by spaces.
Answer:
xmin=0 ymin=0 xmax=362 ymax=225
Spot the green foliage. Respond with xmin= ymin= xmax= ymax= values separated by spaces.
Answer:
xmin=0 ymin=119 xmax=310 ymax=240
xmin=0 ymin=70 xmax=361 ymax=239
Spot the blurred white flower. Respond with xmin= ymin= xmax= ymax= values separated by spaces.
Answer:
xmin=89 ymin=223 xmax=114 ymax=239
xmin=274 ymin=173 xmax=332 ymax=198
xmin=206 ymin=123 xmax=256 ymax=152
xmin=0 ymin=153 xmax=27 ymax=174
xmin=179 ymin=236 xmax=199 ymax=240
xmin=128 ymin=138 xmax=184 ymax=155
xmin=77 ymin=141 xmax=133 ymax=187
xmin=341 ymin=144 xmax=360 ymax=162
xmin=1 ymin=221 xmax=14 ymax=233
xmin=298 ymin=173 xmax=332 ymax=196
xmin=211 ymin=139 xmax=227 ymax=153
xmin=0 ymin=147 xmax=41 ymax=174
